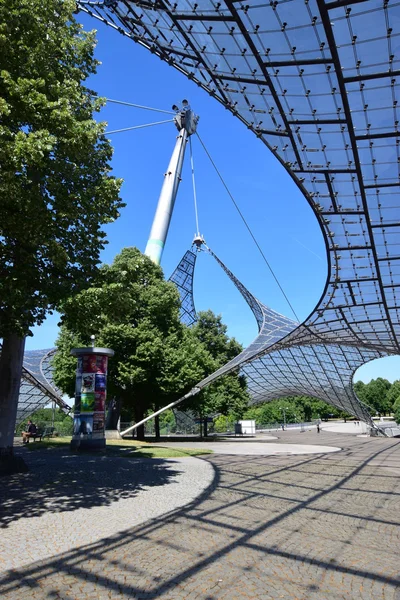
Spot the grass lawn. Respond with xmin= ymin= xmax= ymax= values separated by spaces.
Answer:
xmin=25 ymin=437 xmax=213 ymax=458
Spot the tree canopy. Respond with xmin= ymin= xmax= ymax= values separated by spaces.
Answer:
xmin=242 ymin=396 xmax=349 ymax=425
xmin=184 ymin=310 xmax=250 ymax=422
xmin=53 ymin=248 xmax=215 ymax=437
xmin=353 ymin=378 xmax=392 ymax=415
xmin=0 ymin=0 xmax=123 ymax=336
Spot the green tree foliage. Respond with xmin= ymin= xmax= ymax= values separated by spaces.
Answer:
xmin=0 ymin=0 xmax=123 ymax=336
xmin=243 ymin=396 xmax=350 ymax=425
xmin=0 ymin=0 xmax=123 ymax=457
xmin=386 ymin=380 xmax=400 ymax=410
xmin=185 ymin=311 xmax=250 ymax=423
xmin=354 ymin=378 xmax=392 ymax=415
xmin=53 ymin=248 xmax=214 ymax=438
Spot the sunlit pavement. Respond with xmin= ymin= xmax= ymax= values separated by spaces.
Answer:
xmin=161 ymin=439 xmax=341 ymax=455
xmin=320 ymin=421 xmax=369 ymax=434
xmin=1 ymin=430 xmax=400 ymax=599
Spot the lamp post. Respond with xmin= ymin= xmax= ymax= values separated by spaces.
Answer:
xmin=280 ymin=406 xmax=288 ymax=430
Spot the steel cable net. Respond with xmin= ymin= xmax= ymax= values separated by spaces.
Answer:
xmin=82 ymin=0 xmax=399 ymax=425
xmin=15 ymin=349 xmax=69 ymax=425
xmin=169 ymin=249 xmax=198 ymax=326
xmin=210 ymin=247 xmax=382 ymax=422
xmin=166 ymin=245 xmax=379 ymax=423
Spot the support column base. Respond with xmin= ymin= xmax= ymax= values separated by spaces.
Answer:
xmin=70 ymin=438 xmax=106 ymax=452
xmin=105 ymin=429 xmax=121 ymax=440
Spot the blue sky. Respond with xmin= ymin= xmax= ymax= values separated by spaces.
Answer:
xmin=26 ymin=12 xmax=400 ymax=384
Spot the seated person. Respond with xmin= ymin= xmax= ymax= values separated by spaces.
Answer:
xmin=22 ymin=420 xmax=38 ymax=444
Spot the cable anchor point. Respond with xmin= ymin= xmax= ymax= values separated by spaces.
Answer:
xmin=192 ymin=234 xmax=206 ymax=250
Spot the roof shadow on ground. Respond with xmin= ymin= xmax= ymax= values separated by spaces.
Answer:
xmin=1 ymin=440 xmax=400 ymax=599
xmin=0 ymin=447 xmax=182 ymax=528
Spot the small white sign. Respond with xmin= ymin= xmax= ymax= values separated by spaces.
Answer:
xmin=239 ymin=420 xmax=256 ymax=435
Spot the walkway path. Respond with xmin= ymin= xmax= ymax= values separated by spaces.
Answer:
xmin=1 ymin=431 xmax=400 ymax=599
xmin=0 ymin=450 xmax=214 ymax=571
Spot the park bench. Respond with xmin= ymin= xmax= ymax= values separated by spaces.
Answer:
xmin=30 ymin=426 xmax=55 ymax=442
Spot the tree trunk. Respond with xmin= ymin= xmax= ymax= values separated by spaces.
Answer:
xmin=105 ymin=397 xmax=122 ymax=430
xmin=203 ymin=417 xmax=208 ymax=438
xmin=134 ymin=405 xmax=145 ymax=441
xmin=0 ymin=334 xmax=28 ymax=473
xmin=154 ymin=414 xmax=160 ymax=440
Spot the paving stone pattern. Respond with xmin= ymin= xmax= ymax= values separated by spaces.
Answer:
xmin=1 ymin=432 xmax=400 ymax=599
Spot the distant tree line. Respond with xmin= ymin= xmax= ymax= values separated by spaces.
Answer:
xmin=354 ymin=378 xmax=400 ymax=422
xmin=236 ymin=379 xmax=400 ymax=428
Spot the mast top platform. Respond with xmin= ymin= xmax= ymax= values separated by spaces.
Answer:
xmin=172 ymin=100 xmax=199 ymax=135
xmin=192 ymin=234 xmax=205 ymax=250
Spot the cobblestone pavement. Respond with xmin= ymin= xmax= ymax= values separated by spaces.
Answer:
xmin=1 ymin=432 xmax=400 ymax=599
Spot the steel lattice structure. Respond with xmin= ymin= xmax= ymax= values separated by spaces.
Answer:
xmin=169 ymin=244 xmax=379 ymax=422
xmin=203 ymin=247 xmax=381 ymax=422
xmin=169 ymin=249 xmax=198 ymax=326
xmin=81 ymin=0 xmax=400 ymax=426
xmin=16 ymin=349 xmax=70 ymax=425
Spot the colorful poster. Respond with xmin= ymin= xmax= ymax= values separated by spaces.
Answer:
xmin=94 ymin=391 xmax=106 ymax=412
xmin=81 ymin=392 xmax=95 ymax=413
xmin=82 ymin=354 xmax=97 ymax=373
xmin=93 ymin=412 xmax=105 ymax=432
xmin=74 ymin=414 xmax=93 ymax=436
xmin=96 ymin=355 xmax=108 ymax=373
xmin=95 ymin=373 xmax=106 ymax=391
xmin=82 ymin=373 xmax=95 ymax=393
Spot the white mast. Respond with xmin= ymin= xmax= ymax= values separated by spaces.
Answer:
xmin=144 ymin=100 xmax=199 ymax=265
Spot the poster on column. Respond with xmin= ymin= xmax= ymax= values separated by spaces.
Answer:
xmin=82 ymin=373 xmax=95 ymax=393
xmin=76 ymin=357 xmax=83 ymax=375
xmin=93 ymin=412 xmax=105 ymax=433
xmin=75 ymin=373 xmax=83 ymax=396
xmin=74 ymin=414 xmax=93 ymax=436
xmin=94 ymin=391 xmax=106 ymax=412
xmin=95 ymin=373 xmax=106 ymax=392
xmin=74 ymin=393 xmax=82 ymax=413
xmin=96 ymin=355 xmax=108 ymax=374
xmin=82 ymin=354 xmax=97 ymax=373
xmin=81 ymin=392 xmax=95 ymax=413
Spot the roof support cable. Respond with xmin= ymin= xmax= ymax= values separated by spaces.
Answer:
xmin=189 ymin=136 xmax=201 ymax=237
xmin=100 ymin=97 xmax=176 ymax=115
xmin=196 ymin=131 xmax=300 ymax=323
xmin=105 ymin=119 xmax=174 ymax=135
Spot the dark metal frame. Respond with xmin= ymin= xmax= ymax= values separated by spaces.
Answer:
xmin=16 ymin=349 xmax=70 ymax=425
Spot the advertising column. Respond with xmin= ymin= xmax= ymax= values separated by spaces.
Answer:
xmin=70 ymin=347 xmax=114 ymax=451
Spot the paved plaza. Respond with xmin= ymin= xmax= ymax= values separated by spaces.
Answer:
xmin=1 ymin=430 xmax=400 ymax=599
